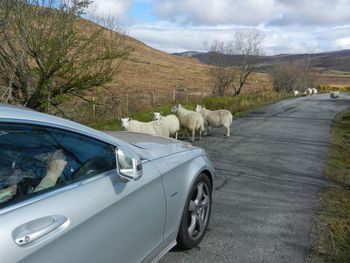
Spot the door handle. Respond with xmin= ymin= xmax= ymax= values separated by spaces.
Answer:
xmin=13 ymin=215 xmax=68 ymax=246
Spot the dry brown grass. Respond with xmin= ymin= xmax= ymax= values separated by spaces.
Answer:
xmin=105 ymin=36 xmax=213 ymax=95
xmin=315 ymin=74 xmax=350 ymax=87
xmin=58 ymin=18 xmax=274 ymax=121
xmin=316 ymin=73 xmax=350 ymax=92
xmin=77 ymin=18 xmax=273 ymax=98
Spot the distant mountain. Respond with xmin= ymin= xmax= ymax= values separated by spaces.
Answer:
xmin=172 ymin=51 xmax=204 ymax=57
xmin=173 ymin=49 xmax=350 ymax=73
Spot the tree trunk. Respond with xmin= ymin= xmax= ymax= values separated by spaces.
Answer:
xmin=236 ymin=81 xmax=244 ymax=96
xmin=26 ymin=88 xmax=45 ymax=111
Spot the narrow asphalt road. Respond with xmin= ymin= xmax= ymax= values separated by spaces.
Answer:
xmin=160 ymin=93 xmax=350 ymax=263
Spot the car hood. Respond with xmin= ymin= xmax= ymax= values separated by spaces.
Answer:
xmin=102 ymin=131 xmax=200 ymax=160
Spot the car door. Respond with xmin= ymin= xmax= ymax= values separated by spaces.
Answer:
xmin=0 ymin=122 xmax=166 ymax=263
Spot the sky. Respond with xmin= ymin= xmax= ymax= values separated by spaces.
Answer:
xmin=89 ymin=0 xmax=350 ymax=55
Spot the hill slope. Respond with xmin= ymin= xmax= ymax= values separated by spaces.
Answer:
xmin=65 ymin=19 xmax=349 ymax=121
xmin=116 ymin=38 xmax=212 ymax=95
xmin=174 ymin=49 xmax=350 ymax=73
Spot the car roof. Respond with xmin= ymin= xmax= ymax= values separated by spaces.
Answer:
xmin=0 ymin=103 xmax=34 ymax=110
xmin=0 ymin=103 xmax=127 ymax=148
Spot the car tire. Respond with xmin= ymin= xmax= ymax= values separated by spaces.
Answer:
xmin=177 ymin=173 xmax=212 ymax=249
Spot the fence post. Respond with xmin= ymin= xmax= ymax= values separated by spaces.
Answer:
xmin=125 ymin=93 xmax=129 ymax=114
xmin=92 ymin=97 xmax=96 ymax=119
xmin=152 ymin=89 xmax=155 ymax=108
xmin=185 ymin=88 xmax=189 ymax=102
xmin=173 ymin=89 xmax=176 ymax=103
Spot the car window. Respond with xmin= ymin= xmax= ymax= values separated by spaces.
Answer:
xmin=0 ymin=123 xmax=116 ymax=209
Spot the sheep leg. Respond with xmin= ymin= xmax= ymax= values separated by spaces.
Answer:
xmin=187 ymin=130 xmax=191 ymax=141
xmin=191 ymin=130 xmax=195 ymax=142
xmin=199 ymin=129 xmax=202 ymax=140
xmin=204 ymin=125 xmax=209 ymax=136
xmin=175 ymin=132 xmax=178 ymax=140
xmin=204 ymin=123 xmax=209 ymax=136
xmin=225 ymin=126 xmax=230 ymax=137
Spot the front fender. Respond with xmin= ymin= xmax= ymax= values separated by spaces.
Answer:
xmin=152 ymin=149 xmax=214 ymax=240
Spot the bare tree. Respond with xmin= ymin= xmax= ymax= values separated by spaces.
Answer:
xmin=271 ymin=55 xmax=316 ymax=93
xmin=232 ymin=29 xmax=264 ymax=95
xmin=208 ymin=40 xmax=237 ymax=96
xmin=271 ymin=61 xmax=296 ymax=92
xmin=0 ymin=0 xmax=130 ymax=112
xmin=207 ymin=29 xmax=264 ymax=96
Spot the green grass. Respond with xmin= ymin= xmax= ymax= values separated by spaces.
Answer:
xmin=310 ymin=109 xmax=350 ymax=263
xmin=88 ymin=91 xmax=290 ymax=130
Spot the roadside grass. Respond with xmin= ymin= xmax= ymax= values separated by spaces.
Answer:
xmin=88 ymin=91 xmax=289 ymax=130
xmin=310 ymin=108 xmax=350 ymax=263
xmin=319 ymin=84 xmax=350 ymax=93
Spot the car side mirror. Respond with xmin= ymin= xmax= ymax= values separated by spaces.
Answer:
xmin=115 ymin=147 xmax=143 ymax=182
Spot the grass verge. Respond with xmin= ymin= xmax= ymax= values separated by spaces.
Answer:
xmin=88 ymin=91 xmax=289 ymax=130
xmin=310 ymin=108 xmax=350 ymax=263
xmin=319 ymin=84 xmax=350 ymax=93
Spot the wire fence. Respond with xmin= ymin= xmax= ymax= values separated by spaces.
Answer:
xmin=56 ymin=88 xmax=210 ymax=123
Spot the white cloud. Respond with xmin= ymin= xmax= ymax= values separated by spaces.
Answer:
xmin=129 ymin=23 xmax=350 ymax=54
xmin=89 ymin=0 xmax=131 ymax=17
xmin=273 ymin=0 xmax=350 ymax=26
xmin=335 ymin=37 xmax=350 ymax=49
xmin=154 ymin=0 xmax=278 ymax=26
xmin=88 ymin=0 xmax=350 ymax=54
xmin=152 ymin=0 xmax=350 ymax=27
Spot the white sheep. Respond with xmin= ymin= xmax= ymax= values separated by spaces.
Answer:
xmin=293 ymin=90 xmax=299 ymax=96
xmin=153 ymin=112 xmax=180 ymax=140
xmin=120 ymin=118 xmax=169 ymax=137
xmin=304 ymin=88 xmax=312 ymax=96
xmin=171 ymin=104 xmax=205 ymax=142
xmin=195 ymin=104 xmax=233 ymax=137
xmin=311 ymin=88 xmax=318 ymax=95
xmin=330 ymin=91 xmax=340 ymax=100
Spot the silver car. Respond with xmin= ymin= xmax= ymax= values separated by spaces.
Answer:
xmin=0 ymin=104 xmax=214 ymax=263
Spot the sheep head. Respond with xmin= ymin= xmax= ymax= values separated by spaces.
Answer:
xmin=120 ymin=118 xmax=131 ymax=130
xmin=195 ymin=104 xmax=204 ymax=112
xmin=153 ymin=112 xmax=161 ymax=120
xmin=171 ymin=105 xmax=179 ymax=113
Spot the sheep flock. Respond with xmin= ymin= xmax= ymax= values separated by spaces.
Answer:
xmin=120 ymin=104 xmax=233 ymax=142
xmin=294 ymin=88 xmax=342 ymax=100
xmin=120 ymin=89 xmax=341 ymax=142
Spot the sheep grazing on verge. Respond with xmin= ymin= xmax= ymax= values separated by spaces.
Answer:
xmin=195 ymin=104 xmax=233 ymax=137
xmin=120 ymin=118 xmax=169 ymax=137
xmin=171 ymin=104 xmax=205 ymax=142
xmin=293 ymin=90 xmax=299 ymax=96
xmin=153 ymin=112 xmax=180 ymax=139
xmin=304 ymin=88 xmax=312 ymax=96
xmin=311 ymin=88 xmax=318 ymax=95
xmin=330 ymin=91 xmax=340 ymax=100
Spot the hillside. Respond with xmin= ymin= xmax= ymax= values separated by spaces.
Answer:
xmin=60 ymin=18 xmax=215 ymax=121
xmin=174 ymin=49 xmax=350 ymax=73
xmin=63 ymin=19 xmax=349 ymax=122
xmin=66 ymin=19 xmax=273 ymax=121
xmin=116 ymin=37 xmax=212 ymax=99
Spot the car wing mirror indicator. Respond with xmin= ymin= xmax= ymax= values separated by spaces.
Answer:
xmin=115 ymin=147 xmax=142 ymax=182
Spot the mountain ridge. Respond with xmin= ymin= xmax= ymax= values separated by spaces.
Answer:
xmin=172 ymin=49 xmax=350 ymax=73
